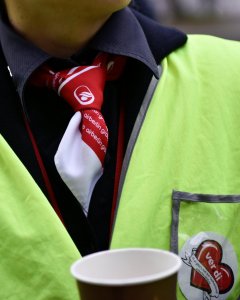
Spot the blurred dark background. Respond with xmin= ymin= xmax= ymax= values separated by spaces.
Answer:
xmin=131 ymin=0 xmax=240 ymax=41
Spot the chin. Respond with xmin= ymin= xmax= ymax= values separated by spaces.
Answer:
xmin=109 ymin=0 xmax=132 ymax=11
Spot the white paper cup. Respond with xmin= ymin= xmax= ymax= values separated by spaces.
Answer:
xmin=71 ymin=248 xmax=182 ymax=300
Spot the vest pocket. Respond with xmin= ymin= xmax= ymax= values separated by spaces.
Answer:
xmin=171 ymin=190 xmax=240 ymax=300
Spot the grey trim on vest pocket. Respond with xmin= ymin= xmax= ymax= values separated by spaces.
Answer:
xmin=170 ymin=190 xmax=240 ymax=254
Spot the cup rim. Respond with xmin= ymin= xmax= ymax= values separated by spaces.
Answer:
xmin=71 ymin=248 xmax=182 ymax=286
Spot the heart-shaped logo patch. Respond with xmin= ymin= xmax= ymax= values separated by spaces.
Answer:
xmin=179 ymin=232 xmax=238 ymax=300
xmin=191 ymin=240 xmax=234 ymax=294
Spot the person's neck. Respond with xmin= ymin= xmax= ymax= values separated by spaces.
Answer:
xmin=5 ymin=4 xmax=111 ymax=58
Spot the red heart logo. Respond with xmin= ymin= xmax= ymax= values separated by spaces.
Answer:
xmin=191 ymin=240 xmax=234 ymax=294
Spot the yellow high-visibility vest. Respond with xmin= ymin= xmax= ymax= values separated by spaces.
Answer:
xmin=0 ymin=135 xmax=80 ymax=300
xmin=111 ymin=35 xmax=240 ymax=300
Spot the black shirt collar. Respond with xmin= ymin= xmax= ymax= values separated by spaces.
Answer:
xmin=0 ymin=8 xmax=161 ymax=99
xmin=0 ymin=20 xmax=49 ymax=97
xmin=0 ymin=7 xmax=187 ymax=99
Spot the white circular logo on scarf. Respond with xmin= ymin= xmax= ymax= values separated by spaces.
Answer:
xmin=178 ymin=232 xmax=237 ymax=300
xmin=74 ymin=85 xmax=95 ymax=105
